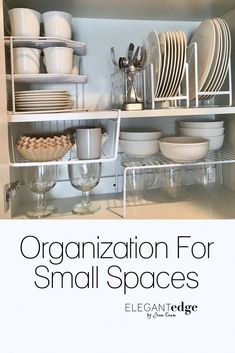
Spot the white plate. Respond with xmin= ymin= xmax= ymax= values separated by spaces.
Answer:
xmin=156 ymin=32 xmax=168 ymax=97
xmin=167 ymin=31 xmax=180 ymax=97
xmin=202 ymin=18 xmax=230 ymax=100
xmin=16 ymin=101 xmax=72 ymax=107
xmin=212 ymin=18 xmax=231 ymax=93
xmin=171 ymin=31 xmax=187 ymax=97
xmin=16 ymin=104 xmax=73 ymax=111
xmin=15 ymin=96 xmax=71 ymax=102
xmin=15 ymin=89 xmax=68 ymax=95
xmin=200 ymin=19 xmax=222 ymax=95
xmin=161 ymin=31 xmax=175 ymax=97
xmin=189 ymin=19 xmax=216 ymax=99
xmin=145 ymin=31 xmax=162 ymax=94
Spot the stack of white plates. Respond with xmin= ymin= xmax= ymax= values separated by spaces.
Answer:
xmin=119 ymin=130 xmax=162 ymax=157
xmin=179 ymin=120 xmax=225 ymax=150
xmin=189 ymin=18 xmax=231 ymax=100
xmin=145 ymin=30 xmax=187 ymax=98
xmin=15 ymin=89 xmax=73 ymax=111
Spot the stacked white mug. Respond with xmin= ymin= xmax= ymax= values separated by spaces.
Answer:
xmin=42 ymin=11 xmax=72 ymax=39
xmin=8 ymin=8 xmax=41 ymax=36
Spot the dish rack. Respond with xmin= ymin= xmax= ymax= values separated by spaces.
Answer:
xmin=5 ymin=36 xmax=87 ymax=114
xmin=120 ymin=149 xmax=235 ymax=218
xmin=9 ymin=110 xmax=121 ymax=166
xmin=188 ymin=42 xmax=232 ymax=107
xmin=111 ymin=43 xmax=232 ymax=110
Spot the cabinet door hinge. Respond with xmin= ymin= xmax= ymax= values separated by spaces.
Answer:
xmin=4 ymin=180 xmax=20 ymax=213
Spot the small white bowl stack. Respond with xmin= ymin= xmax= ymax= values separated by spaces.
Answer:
xmin=119 ymin=130 xmax=162 ymax=157
xmin=179 ymin=120 xmax=224 ymax=150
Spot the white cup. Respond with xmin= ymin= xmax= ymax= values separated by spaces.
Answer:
xmin=8 ymin=8 xmax=41 ymax=37
xmin=42 ymin=11 xmax=72 ymax=39
xmin=43 ymin=47 xmax=73 ymax=74
xmin=71 ymin=55 xmax=80 ymax=75
xmin=76 ymin=128 xmax=108 ymax=160
xmin=13 ymin=48 xmax=41 ymax=74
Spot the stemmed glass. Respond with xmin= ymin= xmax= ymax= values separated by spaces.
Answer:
xmin=68 ymin=162 xmax=101 ymax=215
xmin=24 ymin=165 xmax=57 ymax=218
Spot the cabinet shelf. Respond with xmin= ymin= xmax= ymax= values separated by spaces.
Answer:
xmin=8 ymin=110 xmax=119 ymax=122
xmin=8 ymin=107 xmax=235 ymax=123
xmin=121 ymin=106 xmax=235 ymax=118
xmin=4 ymin=36 xmax=86 ymax=56
xmin=6 ymin=73 xmax=87 ymax=84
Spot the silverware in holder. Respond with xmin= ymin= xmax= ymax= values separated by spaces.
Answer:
xmin=111 ymin=67 xmax=144 ymax=110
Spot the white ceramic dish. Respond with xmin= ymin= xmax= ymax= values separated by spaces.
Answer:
xmin=119 ymin=139 xmax=159 ymax=156
xmin=159 ymin=136 xmax=209 ymax=162
xmin=189 ymin=19 xmax=216 ymax=99
xmin=169 ymin=31 xmax=186 ymax=97
xmin=179 ymin=127 xmax=224 ymax=137
xmin=213 ymin=18 xmax=231 ymax=93
xmin=206 ymin=134 xmax=224 ymax=150
xmin=145 ymin=31 xmax=161 ymax=94
xmin=179 ymin=120 xmax=224 ymax=128
xmin=201 ymin=19 xmax=222 ymax=94
xmin=120 ymin=130 xmax=162 ymax=141
xmin=15 ymin=89 xmax=68 ymax=95
xmin=160 ymin=31 xmax=173 ymax=97
xmin=156 ymin=31 xmax=167 ymax=97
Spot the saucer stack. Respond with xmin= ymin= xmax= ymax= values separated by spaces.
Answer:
xmin=15 ymin=89 xmax=73 ymax=111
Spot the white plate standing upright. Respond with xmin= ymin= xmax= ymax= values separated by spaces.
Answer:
xmin=156 ymin=31 xmax=168 ymax=97
xmin=189 ymin=19 xmax=216 ymax=99
xmin=212 ymin=18 xmax=231 ymax=93
xmin=200 ymin=19 xmax=222 ymax=98
xmin=145 ymin=31 xmax=162 ymax=96
xmin=170 ymin=31 xmax=187 ymax=97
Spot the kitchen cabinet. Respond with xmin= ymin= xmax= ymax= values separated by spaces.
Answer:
xmin=1 ymin=0 xmax=235 ymax=219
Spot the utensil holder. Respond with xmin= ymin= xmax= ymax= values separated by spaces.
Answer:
xmin=111 ymin=67 xmax=144 ymax=111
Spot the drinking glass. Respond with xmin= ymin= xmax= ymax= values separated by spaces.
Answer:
xmin=24 ymin=165 xmax=57 ymax=218
xmin=68 ymin=162 xmax=101 ymax=215
xmin=164 ymin=166 xmax=186 ymax=198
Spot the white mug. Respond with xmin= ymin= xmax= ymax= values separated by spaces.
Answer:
xmin=42 ymin=11 xmax=72 ymax=39
xmin=43 ymin=47 xmax=73 ymax=74
xmin=8 ymin=8 xmax=41 ymax=37
xmin=13 ymin=48 xmax=41 ymax=74
xmin=76 ymin=128 xmax=108 ymax=160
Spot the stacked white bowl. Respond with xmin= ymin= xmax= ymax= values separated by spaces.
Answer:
xmin=179 ymin=120 xmax=224 ymax=151
xmin=119 ymin=130 xmax=162 ymax=157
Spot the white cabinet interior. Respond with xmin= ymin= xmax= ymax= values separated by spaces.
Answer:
xmin=2 ymin=0 xmax=235 ymax=219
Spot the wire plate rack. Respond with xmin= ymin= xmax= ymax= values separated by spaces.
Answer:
xmin=121 ymin=149 xmax=235 ymax=217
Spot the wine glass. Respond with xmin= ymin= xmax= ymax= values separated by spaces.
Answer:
xmin=68 ymin=162 xmax=101 ymax=215
xmin=24 ymin=165 xmax=57 ymax=218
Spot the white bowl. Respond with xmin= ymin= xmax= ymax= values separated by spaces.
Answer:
xmin=120 ymin=130 xmax=162 ymax=141
xmin=179 ymin=120 xmax=224 ymax=128
xmin=119 ymin=139 xmax=159 ymax=156
xmin=205 ymin=135 xmax=224 ymax=150
xmin=179 ymin=127 xmax=224 ymax=137
xmin=159 ymin=137 xmax=209 ymax=162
